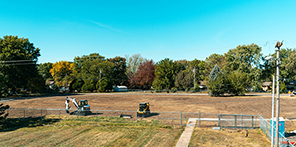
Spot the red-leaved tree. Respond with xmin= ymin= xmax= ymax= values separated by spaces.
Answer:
xmin=131 ymin=60 xmax=155 ymax=89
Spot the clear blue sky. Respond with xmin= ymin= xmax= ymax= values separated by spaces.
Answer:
xmin=1 ymin=0 xmax=296 ymax=63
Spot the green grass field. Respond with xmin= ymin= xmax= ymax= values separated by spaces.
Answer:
xmin=0 ymin=116 xmax=183 ymax=147
xmin=0 ymin=115 xmax=272 ymax=147
xmin=189 ymin=127 xmax=269 ymax=147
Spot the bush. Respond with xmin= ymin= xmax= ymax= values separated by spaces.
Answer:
xmin=190 ymin=86 xmax=200 ymax=93
xmin=185 ymin=88 xmax=190 ymax=93
xmin=155 ymin=87 xmax=162 ymax=93
xmin=163 ymin=89 xmax=169 ymax=93
xmin=170 ymin=87 xmax=177 ymax=93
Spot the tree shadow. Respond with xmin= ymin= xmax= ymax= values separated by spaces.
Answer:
xmin=1 ymin=117 xmax=60 ymax=132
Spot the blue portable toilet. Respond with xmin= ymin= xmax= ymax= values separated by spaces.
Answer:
xmin=270 ymin=117 xmax=285 ymax=137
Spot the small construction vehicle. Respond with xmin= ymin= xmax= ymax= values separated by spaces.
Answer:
xmin=65 ymin=96 xmax=91 ymax=115
xmin=137 ymin=102 xmax=150 ymax=117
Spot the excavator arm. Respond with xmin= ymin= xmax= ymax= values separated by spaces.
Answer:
xmin=66 ymin=96 xmax=79 ymax=108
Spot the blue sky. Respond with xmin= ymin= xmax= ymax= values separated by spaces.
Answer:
xmin=1 ymin=0 xmax=296 ymax=63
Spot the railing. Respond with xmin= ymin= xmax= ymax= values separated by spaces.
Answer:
xmin=5 ymin=108 xmax=258 ymax=128
xmin=259 ymin=114 xmax=296 ymax=147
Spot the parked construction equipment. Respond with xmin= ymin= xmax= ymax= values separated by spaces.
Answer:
xmin=65 ymin=96 xmax=91 ymax=115
xmin=137 ymin=102 xmax=150 ymax=117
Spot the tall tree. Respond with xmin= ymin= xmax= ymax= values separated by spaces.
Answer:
xmin=38 ymin=62 xmax=53 ymax=80
xmin=207 ymin=65 xmax=225 ymax=96
xmin=152 ymin=58 xmax=177 ymax=90
xmin=108 ymin=56 xmax=128 ymax=86
xmin=125 ymin=54 xmax=147 ymax=76
xmin=73 ymin=53 xmax=114 ymax=92
xmin=131 ymin=60 xmax=155 ymax=89
xmin=0 ymin=35 xmax=41 ymax=92
xmin=174 ymin=60 xmax=189 ymax=73
xmin=205 ymin=53 xmax=227 ymax=79
xmin=174 ymin=70 xmax=193 ymax=89
xmin=224 ymin=70 xmax=249 ymax=95
xmin=225 ymin=44 xmax=262 ymax=73
xmin=49 ymin=61 xmax=73 ymax=87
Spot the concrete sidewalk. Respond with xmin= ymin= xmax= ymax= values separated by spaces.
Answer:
xmin=175 ymin=118 xmax=197 ymax=147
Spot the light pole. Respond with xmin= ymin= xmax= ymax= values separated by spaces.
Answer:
xmin=275 ymin=40 xmax=283 ymax=147
xmin=265 ymin=56 xmax=275 ymax=147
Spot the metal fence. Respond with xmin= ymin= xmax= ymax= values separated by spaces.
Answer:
xmin=6 ymin=108 xmax=258 ymax=128
xmin=259 ymin=115 xmax=296 ymax=147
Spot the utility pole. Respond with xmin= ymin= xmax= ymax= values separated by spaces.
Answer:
xmin=275 ymin=40 xmax=283 ymax=147
xmin=271 ymin=74 xmax=275 ymax=147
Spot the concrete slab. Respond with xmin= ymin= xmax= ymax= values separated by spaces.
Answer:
xmin=175 ymin=118 xmax=197 ymax=147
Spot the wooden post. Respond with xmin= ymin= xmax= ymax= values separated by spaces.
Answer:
xmin=198 ymin=110 xmax=201 ymax=127
xmin=180 ymin=110 xmax=182 ymax=126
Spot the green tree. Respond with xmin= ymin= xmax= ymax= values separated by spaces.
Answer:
xmin=0 ymin=103 xmax=9 ymax=129
xmin=174 ymin=70 xmax=193 ymax=89
xmin=73 ymin=53 xmax=114 ymax=92
xmin=38 ymin=62 xmax=53 ymax=80
xmin=205 ymin=53 xmax=227 ymax=78
xmin=280 ymin=48 xmax=296 ymax=81
xmin=207 ymin=65 xmax=225 ymax=96
xmin=0 ymin=71 xmax=8 ymax=97
xmin=69 ymin=78 xmax=84 ymax=92
xmin=225 ymin=44 xmax=262 ymax=73
xmin=224 ymin=71 xmax=249 ymax=95
xmin=108 ymin=56 xmax=128 ymax=86
xmin=152 ymin=58 xmax=177 ymax=90
xmin=0 ymin=35 xmax=41 ymax=92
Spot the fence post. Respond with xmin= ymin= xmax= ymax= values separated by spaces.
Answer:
xmin=116 ymin=110 xmax=118 ymax=123
xmin=252 ymin=115 xmax=254 ymax=129
xmin=198 ymin=110 xmax=200 ymax=127
xmin=180 ymin=110 xmax=182 ymax=126
xmin=255 ymin=111 xmax=260 ymax=127
xmin=157 ymin=110 xmax=159 ymax=124
xmin=96 ymin=108 xmax=98 ymax=122
xmin=235 ymin=115 xmax=237 ymax=129
xmin=218 ymin=114 xmax=220 ymax=127
xmin=59 ymin=108 xmax=61 ymax=120
xmin=241 ymin=113 xmax=243 ymax=129
xmin=24 ymin=108 xmax=26 ymax=120
xmin=41 ymin=108 xmax=43 ymax=119
xmin=136 ymin=111 xmax=138 ymax=123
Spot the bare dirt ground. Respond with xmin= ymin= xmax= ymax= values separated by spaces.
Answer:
xmin=3 ymin=93 xmax=296 ymax=119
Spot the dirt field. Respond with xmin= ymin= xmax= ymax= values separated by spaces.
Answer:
xmin=3 ymin=93 xmax=296 ymax=119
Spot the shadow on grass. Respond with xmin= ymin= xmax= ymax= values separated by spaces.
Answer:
xmin=69 ymin=111 xmax=103 ymax=116
xmin=1 ymin=117 xmax=60 ymax=132
xmin=137 ymin=112 xmax=159 ymax=118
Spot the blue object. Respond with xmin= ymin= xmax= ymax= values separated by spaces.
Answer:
xmin=271 ymin=117 xmax=285 ymax=137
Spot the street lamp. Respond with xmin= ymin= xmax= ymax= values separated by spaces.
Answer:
xmin=265 ymin=55 xmax=275 ymax=147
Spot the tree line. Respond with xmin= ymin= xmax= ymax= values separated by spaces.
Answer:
xmin=1 ymin=35 xmax=295 ymax=97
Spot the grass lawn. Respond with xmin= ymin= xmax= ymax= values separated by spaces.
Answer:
xmin=0 ymin=116 xmax=183 ymax=147
xmin=189 ymin=127 xmax=269 ymax=147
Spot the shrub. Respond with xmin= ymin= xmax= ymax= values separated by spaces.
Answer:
xmin=171 ymin=87 xmax=178 ymax=93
